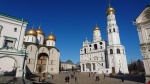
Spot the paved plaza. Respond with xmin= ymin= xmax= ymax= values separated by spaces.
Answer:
xmin=33 ymin=72 xmax=145 ymax=84
xmin=0 ymin=72 xmax=145 ymax=84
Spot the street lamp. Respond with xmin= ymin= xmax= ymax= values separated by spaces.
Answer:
xmin=22 ymin=48 xmax=28 ymax=83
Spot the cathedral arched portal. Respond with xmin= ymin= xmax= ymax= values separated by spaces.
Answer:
xmin=0 ymin=56 xmax=17 ymax=76
xmin=36 ymin=53 xmax=48 ymax=73
xmin=86 ymin=63 xmax=91 ymax=72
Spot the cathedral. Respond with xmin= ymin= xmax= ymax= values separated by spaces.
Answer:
xmin=80 ymin=4 xmax=129 ymax=74
xmin=24 ymin=27 xmax=60 ymax=74
xmin=0 ymin=13 xmax=60 ymax=77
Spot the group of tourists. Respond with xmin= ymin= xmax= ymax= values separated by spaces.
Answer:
xmin=65 ymin=72 xmax=77 ymax=82
xmin=38 ymin=73 xmax=54 ymax=83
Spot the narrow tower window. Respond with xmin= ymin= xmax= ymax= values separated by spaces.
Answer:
xmin=113 ymin=28 xmax=115 ymax=32
xmin=84 ymin=48 xmax=86 ymax=54
xmin=110 ymin=49 xmax=113 ymax=54
xmin=109 ymin=29 xmax=111 ymax=33
xmin=14 ymin=28 xmax=17 ymax=32
xmin=100 ymin=42 xmax=103 ymax=45
xmin=94 ymin=44 xmax=97 ymax=50
xmin=117 ymin=49 xmax=120 ymax=54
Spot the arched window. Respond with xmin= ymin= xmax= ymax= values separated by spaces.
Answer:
xmin=94 ymin=44 xmax=97 ymax=50
xmin=100 ymin=42 xmax=103 ymax=45
xmin=113 ymin=28 xmax=115 ymax=32
xmin=109 ymin=29 xmax=111 ymax=33
xmin=89 ymin=45 xmax=92 ymax=47
xmin=110 ymin=49 xmax=113 ymax=54
xmin=84 ymin=48 xmax=86 ymax=54
xmin=117 ymin=49 xmax=120 ymax=54
xmin=14 ymin=28 xmax=17 ymax=32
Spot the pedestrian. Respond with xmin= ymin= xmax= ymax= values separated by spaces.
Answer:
xmin=121 ymin=77 xmax=124 ymax=82
xmin=47 ymin=74 xmax=51 ymax=79
xmin=98 ymin=76 xmax=100 ymax=81
xmin=75 ymin=76 xmax=77 ymax=82
xmin=41 ymin=76 xmax=45 ymax=82
xmin=38 ymin=76 xmax=40 ymax=82
xmin=104 ymin=74 xmax=105 ymax=79
xmin=89 ymin=72 xmax=90 ymax=77
xmin=96 ymin=76 xmax=98 ymax=81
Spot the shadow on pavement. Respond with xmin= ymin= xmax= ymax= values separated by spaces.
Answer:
xmin=109 ymin=74 xmax=145 ymax=83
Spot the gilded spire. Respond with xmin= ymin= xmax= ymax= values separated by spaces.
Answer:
xmin=93 ymin=22 xmax=100 ymax=31
xmin=36 ymin=23 xmax=45 ymax=35
xmin=32 ymin=22 xmax=34 ymax=29
xmin=106 ymin=0 xmax=115 ymax=15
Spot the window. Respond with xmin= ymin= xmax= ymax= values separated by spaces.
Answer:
xmin=109 ymin=29 xmax=111 ymax=33
xmin=14 ymin=28 xmax=17 ymax=32
xmin=101 ymin=63 xmax=103 ymax=66
xmin=113 ymin=28 xmax=115 ymax=32
xmin=117 ymin=49 xmax=120 ymax=54
xmin=90 ymin=48 xmax=91 ymax=51
xmin=51 ymin=60 xmax=53 ymax=64
xmin=110 ymin=49 xmax=113 ymax=54
xmin=29 ymin=59 xmax=31 ymax=64
xmin=100 ymin=42 xmax=103 ymax=45
xmin=100 ymin=46 xmax=102 ymax=49
xmin=94 ymin=44 xmax=97 ymax=50
xmin=89 ymin=45 xmax=92 ymax=47
xmin=84 ymin=48 xmax=86 ymax=53
xmin=4 ymin=40 xmax=13 ymax=48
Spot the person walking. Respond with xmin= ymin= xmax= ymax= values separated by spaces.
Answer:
xmin=75 ymin=76 xmax=77 ymax=82
xmin=121 ymin=77 xmax=124 ymax=82
xmin=104 ymin=74 xmax=105 ymax=79
xmin=41 ymin=76 xmax=45 ymax=82
xmin=89 ymin=73 xmax=90 ymax=77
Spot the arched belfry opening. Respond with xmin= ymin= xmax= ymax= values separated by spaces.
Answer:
xmin=36 ymin=53 xmax=48 ymax=73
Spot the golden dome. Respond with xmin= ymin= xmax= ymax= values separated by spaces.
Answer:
xmin=93 ymin=26 xmax=100 ymax=31
xmin=36 ymin=28 xmax=45 ymax=35
xmin=46 ymin=33 xmax=56 ymax=41
xmin=106 ymin=7 xmax=115 ymax=15
xmin=26 ymin=29 xmax=37 ymax=36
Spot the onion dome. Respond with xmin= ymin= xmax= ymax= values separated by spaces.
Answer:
xmin=46 ymin=33 xmax=56 ymax=41
xmin=106 ymin=7 xmax=115 ymax=15
xmin=93 ymin=26 xmax=100 ymax=31
xmin=26 ymin=28 xmax=37 ymax=36
xmin=36 ymin=28 xmax=45 ymax=35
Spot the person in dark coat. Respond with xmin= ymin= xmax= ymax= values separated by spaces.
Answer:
xmin=89 ymin=73 xmax=90 ymax=77
xmin=75 ymin=76 xmax=77 ymax=82
xmin=104 ymin=74 xmax=105 ymax=79
xmin=121 ymin=77 xmax=124 ymax=82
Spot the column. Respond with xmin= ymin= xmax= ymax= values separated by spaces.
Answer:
xmin=80 ymin=63 xmax=83 ymax=72
xmin=84 ymin=63 xmax=86 ymax=72
xmin=91 ymin=63 xmax=93 ymax=72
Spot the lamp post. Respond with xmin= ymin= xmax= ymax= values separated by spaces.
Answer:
xmin=22 ymin=48 xmax=27 ymax=83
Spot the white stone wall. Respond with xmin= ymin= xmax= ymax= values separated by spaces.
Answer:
xmin=135 ymin=6 xmax=150 ymax=83
xmin=46 ymin=40 xmax=56 ymax=47
xmin=0 ymin=15 xmax=28 ymax=51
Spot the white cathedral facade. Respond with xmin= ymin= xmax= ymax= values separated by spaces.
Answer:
xmin=80 ymin=5 xmax=129 ymax=74
xmin=0 ymin=13 xmax=60 ymax=77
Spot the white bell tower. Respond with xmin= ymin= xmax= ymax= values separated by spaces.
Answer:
xmin=93 ymin=25 xmax=101 ymax=42
xmin=106 ymin=2 xmax=129 ymax=74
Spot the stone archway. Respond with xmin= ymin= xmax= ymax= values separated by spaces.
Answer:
xmin=86 ymin=63 xmax=91 ymax=72
xmin=0 ymin=57 xmax=17 ymax=76
xmin=36 ymin=53 xmax=48 ymax=73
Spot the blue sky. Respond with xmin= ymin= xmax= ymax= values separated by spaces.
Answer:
xmin=0 ymin=0 xmax=149 ymax=64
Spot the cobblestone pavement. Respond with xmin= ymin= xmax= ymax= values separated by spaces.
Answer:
xmin=34 ymin=72 xmax=145 ymax=84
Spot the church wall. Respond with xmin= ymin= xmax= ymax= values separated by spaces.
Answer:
xmin=26 ymin=45 xmax=38 ymax=73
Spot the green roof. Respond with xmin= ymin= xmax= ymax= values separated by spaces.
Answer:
xmin=0 ymin=13 xmax=28 ymax=23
